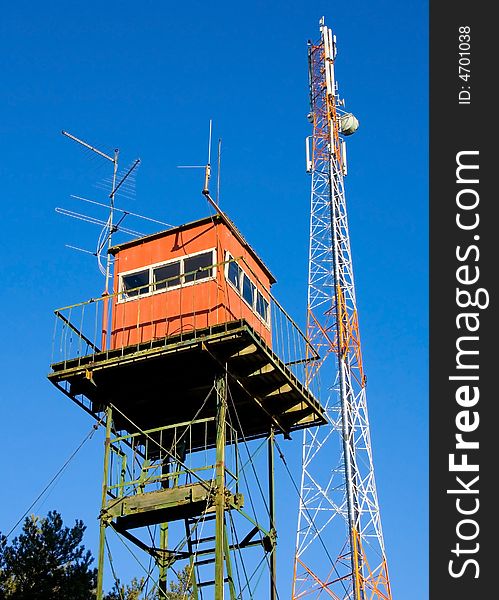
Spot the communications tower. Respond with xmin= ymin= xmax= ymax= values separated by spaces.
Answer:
xmin=292 ymin=19 xmax=393 ymax=600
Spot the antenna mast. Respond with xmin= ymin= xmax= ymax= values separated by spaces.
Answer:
xmin=292 ymin=19 xmax=393 ymax=600
xmin=105 ymin=148 xmax=119 ymax=296
xmin=61 ymin=130 xmax=119 ymax=297
xmin=61 ymin=130 xmax=141 ymax=348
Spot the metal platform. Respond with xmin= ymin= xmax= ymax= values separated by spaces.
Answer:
xmin=105 ymin=481 xmax=243 ymax=531
xmin=49 ymin=320 xmax=326 ymax=449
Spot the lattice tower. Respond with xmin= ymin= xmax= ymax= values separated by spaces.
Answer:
xmin=292 ymin=19 xmax=393 ymax=600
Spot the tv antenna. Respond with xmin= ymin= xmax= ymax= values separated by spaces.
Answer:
xmin=61 ymin=130 xmax=142 ymax=297
xmin=178 ymin=120 xmax=223 ymax=209
xmin=58 ymin=131 xmax=173 ymax=349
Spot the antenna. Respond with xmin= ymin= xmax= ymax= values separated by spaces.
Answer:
xmin=110 ymin=159 xmax=141 ymax=202
xmin=61 ymin=130 xmax=120 ymax=295
xmin=216 ymin=138 xmax=222 ymax=203
xmin=59 ymin=130 xmax=146 ymax=350
xmin=177 ymin=119 xmax=215 ymax=196
xmin=177 ymin=120 xmax=238 ymax=241
xmin=69 ymin=195 xmax=173 ymax=228
xmin=204 ymin=119 xmax=213 ymax=193
xmin=61 ymin=130 xmax=116 ymax=163
xmin=60 ymin=132 xmax=145 ymax=287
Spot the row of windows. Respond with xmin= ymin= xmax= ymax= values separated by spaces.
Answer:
xmin=119 ymin=249 xmax=271 ymax=328
xmin=225 ymin=254 xmax=270 ymax=325
xmin=120 ymin=250 xmax=215 ymax=299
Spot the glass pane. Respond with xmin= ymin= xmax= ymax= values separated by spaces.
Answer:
xmin=227 ymin=259 xmax=241 ymax=290
xmin=242 ymin=274 xmax=255 ymax=308
xmin=154 ymin=262 xmax=181 ymax=290
xmin=184 ymin=252 xmax=213 ymax=283
xmin=122 ymin=270 xmax=150 ymax=297
xmin=256 ymin=291 xmax=269 ymax=322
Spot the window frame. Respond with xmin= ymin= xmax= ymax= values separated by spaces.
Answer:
xmin=224 ymin=252 xmax=271 ymax=329
xmin=241 ymin=272 xmax=256 ymax=308
xmin=121 ymin=268 xmax=151 ymax=299
xmin=255 ymin=289 xmax=270 ymax=324
xmin=183 ymin=251 xmax=217 ymax=284
xmin=118 ymin=247 xmax=217 ymax=303
xmin=152 ymin=260 xmax=182 ymax=291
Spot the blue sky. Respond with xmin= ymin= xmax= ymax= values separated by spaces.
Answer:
xmin=1 ymin=1 xmax=428 ymax=598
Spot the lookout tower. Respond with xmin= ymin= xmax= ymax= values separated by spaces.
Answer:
xmin=49 ymin=204 xmax=326 ymax=598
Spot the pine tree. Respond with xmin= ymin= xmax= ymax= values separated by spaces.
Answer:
xmin=0 ymin=511 xmax=96 ymax=599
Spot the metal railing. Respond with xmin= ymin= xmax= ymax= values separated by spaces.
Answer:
xmin=106 ymin=416 xmax=239 ymax=499
xmin=51 ymin=256 xmax=318 ymax=386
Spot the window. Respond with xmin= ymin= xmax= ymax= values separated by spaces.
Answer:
xmin=225 ymin=253 xmax=270 ymax=328
xmin=256 ymin=291 xmax=269 ymax=322
xmin=119 ymin=249 xmax=216 ymax=301
xmin=227 ymin=260 xmax=241 ymax=290
xmin=122 ymin=270 xmax=150 ymax=298
xmin=184 ymin=252 xmax=213 ymax=283
xmin=154 ymin=261 xmax=181 ymax=290
xmin=242 ymin=273 xmax=255 ymax=307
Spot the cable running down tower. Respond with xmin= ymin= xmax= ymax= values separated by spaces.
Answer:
xmin=293 ymin=18 xmax=392 ymax=600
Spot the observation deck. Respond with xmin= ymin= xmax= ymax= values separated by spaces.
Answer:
xmin=49 ymin=216 xmax=326 ymax=449
xmin=49 ymin=318 xmax=325 ymax=449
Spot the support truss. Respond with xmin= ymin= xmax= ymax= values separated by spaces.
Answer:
xmin=293 ymin=18 xmax=392 ymax=600
xmin=95 ymin=376 xmax=278 ymax=600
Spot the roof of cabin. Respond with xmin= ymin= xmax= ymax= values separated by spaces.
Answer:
xmin=109 ymin=213 xmax=276 ymax=284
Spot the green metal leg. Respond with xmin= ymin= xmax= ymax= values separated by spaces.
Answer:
xmin=97 ymin=405 xmax=113 ymax=600
xmin=223 ymin=517 xmax=237 ymax=600
xmin=184 ymin=519 xmax=199 ymax=600
xmin=268 ymin=429 xmax=277 ymax=600
xmin=188 ymin=556 xmax=199 ymax=600
xmin=158 ymin=522 xmax=169 ymax=598
xmin=215 ymin=374 xmax=227 ymax=600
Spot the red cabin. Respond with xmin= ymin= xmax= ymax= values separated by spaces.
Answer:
xmin=109 ymin=214 xmax=275 ymax=349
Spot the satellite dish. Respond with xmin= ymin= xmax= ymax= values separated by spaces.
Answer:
xmin=339 ymin=113 xmax=359 ymax=136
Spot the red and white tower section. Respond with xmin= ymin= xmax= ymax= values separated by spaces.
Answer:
xmin=293 ymin=19 xmax=393 ymax=600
